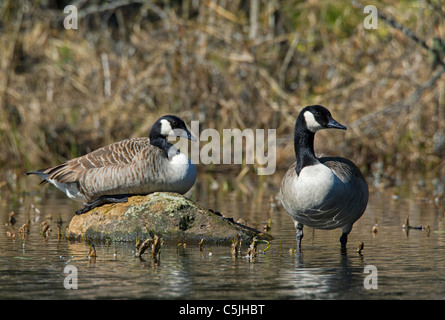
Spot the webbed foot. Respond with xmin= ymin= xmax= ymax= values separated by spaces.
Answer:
xmin=76 ymin=195 xmax=129 ymax=215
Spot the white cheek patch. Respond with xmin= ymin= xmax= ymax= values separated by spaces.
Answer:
xmin=303 ymin=111 xmax=323 ymax=132
xmin=160 ymin=119 xmax=173 ymax=136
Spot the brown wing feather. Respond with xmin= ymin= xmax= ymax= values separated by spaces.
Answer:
xmin=43 ymin=138 xmax=151 ymax=184
xmin=319 ymin=157 xmax=366 ymax=184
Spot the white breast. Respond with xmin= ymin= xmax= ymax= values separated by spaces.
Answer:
xmin=280 ymin=163 xmax=346 ymax=229
xmin=165 ymin=153 xmax=196 ymax=194
xmin=293 ymin=163 xmax=337 ymax=208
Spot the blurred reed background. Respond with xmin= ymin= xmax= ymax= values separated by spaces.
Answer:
xmin=0 ymin=0 xmax=444 ymax=194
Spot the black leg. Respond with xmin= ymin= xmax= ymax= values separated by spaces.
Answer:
xmin=340 ymin=225 xmax=352 ymax=249
xmin=76 ymin=195 xmax=129 ymax=215
xmin=295 ymin=221 xmax=304 ymax=251
xmin=340 ymin=232 xmax=348 ymax=248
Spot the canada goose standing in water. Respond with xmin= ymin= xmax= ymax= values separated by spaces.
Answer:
xmin=280 ymin=105 xmax=368 ymax=249
xmin=27 ymin=115 xmax=197 ymax=215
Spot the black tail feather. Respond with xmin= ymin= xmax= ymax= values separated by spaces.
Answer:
xmin=25 ymin=170 xmax=49 ymax=185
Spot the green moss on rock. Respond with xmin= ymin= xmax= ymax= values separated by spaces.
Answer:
xmin=68 ymin=192 xmax=272 ymax=244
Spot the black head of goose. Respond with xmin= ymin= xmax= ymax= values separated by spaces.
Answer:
xmin=26 ymin=115 xmax=197 ymax=215
xmin=280 ymin=105 xmax=368 ymax=250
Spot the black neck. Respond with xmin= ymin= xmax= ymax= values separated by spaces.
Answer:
xmin=149 ymin=131 xmax=179 ymax=158
xmin=294 ymin=117 xmax=318 ymax=175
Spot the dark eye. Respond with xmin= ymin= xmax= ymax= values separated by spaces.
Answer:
xmin=314 ymin=111 xmax=321 ymax=116
xmin=172 ymin=121 xmax=177 ymax=126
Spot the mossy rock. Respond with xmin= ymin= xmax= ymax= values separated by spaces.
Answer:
xmin=67 ymin=192 xmax=272 ymax=244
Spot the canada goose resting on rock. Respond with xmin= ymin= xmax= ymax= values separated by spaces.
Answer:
xmin=27 ymin=115 xmax=197 ymax=215
xmin=280 ymin=105 xmax=368 ymax=249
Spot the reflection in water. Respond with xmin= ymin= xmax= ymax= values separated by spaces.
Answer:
xmin=0 ymin=172 xmax=444 ymax=299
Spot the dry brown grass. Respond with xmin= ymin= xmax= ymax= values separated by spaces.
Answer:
xmin=0 ymin=0 xmax=444 ymax=190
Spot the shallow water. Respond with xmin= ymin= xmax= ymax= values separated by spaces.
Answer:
xmin=1 ymin=173 xmax=444 ymax=300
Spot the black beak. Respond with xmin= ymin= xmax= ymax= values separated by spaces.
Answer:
xmin=327 ymin=117 xmax=347 ymax=130
xmin=173 ymin=128 xmax=197 ymax=141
